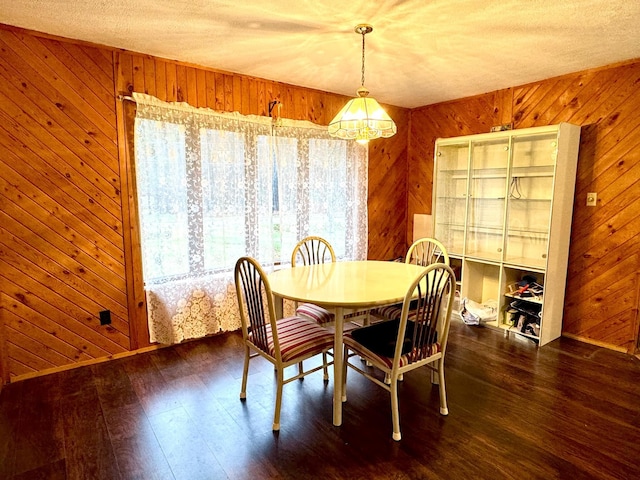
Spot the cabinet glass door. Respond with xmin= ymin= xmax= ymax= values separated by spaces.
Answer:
xmin=433 ymin=142 xmax=469 ymax=256
xmin=504 ymin=133 xmax=556 ymax=268
xmin=466 ymin=139 xmax=510 ymax=261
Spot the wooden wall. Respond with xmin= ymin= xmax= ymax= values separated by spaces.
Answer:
xmin=408 ymin=63 xmax=640 ymax=352
xmin=0 ymin=28 xmax=129 ymax=382
xmin=0 ymin=26 xmax=409 ymax=382
xmin=368 ymin=105 xmax=411 ymax=261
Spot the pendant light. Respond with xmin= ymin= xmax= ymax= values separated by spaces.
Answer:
xmin=328 ymin=24 xmax=397 ymax=144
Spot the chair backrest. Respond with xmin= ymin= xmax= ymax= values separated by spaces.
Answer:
xmin=234 ymin=257 xmax=280 ymax=359
xmin=395 ymin=263 xmax=456 ymax=365
xmin=291 ymin=236 xmax=336 ymax=266
xmin=405 ymin=237 xmax=449 ymax=266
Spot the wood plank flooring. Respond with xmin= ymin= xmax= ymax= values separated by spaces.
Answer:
xmin=1 ymin=319 xmax=639 ymax=480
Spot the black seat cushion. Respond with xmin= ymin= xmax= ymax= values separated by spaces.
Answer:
xmin=350 ymin=319 xmax=415 ymax=358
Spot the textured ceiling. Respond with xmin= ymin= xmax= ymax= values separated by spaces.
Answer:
xmin=2 ymin=0 xmax=640 ymax=108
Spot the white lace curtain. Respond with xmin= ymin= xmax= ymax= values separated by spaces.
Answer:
xmin=132 ymin=93 xmax=368 ymax=344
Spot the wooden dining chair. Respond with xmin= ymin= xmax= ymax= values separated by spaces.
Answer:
xmin=292 ymin=236 xmax=370 ymax=328
xmin=341 ymin=263 xmax=456 ymax=441
xmin=234 ymin=256 xmax=334 ymax=431
xmin=372 ymin=237 xmax=450 ymax=322
xmin=291 ymin=236 xmax=336 ymax=326
xmin=406 ymin=237 xmax=449 ymax=267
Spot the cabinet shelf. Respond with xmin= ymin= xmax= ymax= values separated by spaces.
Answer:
xmin=506 ymin=228 xmax=549 ymax=236
xmin=448 ymin=174 xmax=469 ymax=179
xmin=489 ymin=320 xmax=542 ymax=341
xmin=465 ymin=252 xmax=502 ymax=263
xmin=469 ymin=196 xmax=506 ymax=200
xmin=507 ymin=325 xmax=540 ymax=341
xmin=508 ymin=197 xmax=552 ymax=202
xmin=502 ymin=263 xmax=545 ymax=274
xmin=505 ymin=293 xmax=543 ymax=305
xmin=436 ymin=222 xmax=465 ymax=229
xmin=468 ymin=224 xmax=503 ymax=232
xmin=510 ymin=172 xmax=554 ymax=178
xmin=503 ymin=257 xmax=547 ymax=269
xmin=471 ymin=174 xmax=507 ymax=180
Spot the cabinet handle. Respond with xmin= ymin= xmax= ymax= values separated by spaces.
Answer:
xmin=504 ymin=146 xmax=509 ymax=151
xmin=542 ymin=254 xmax=547 ymax=258
xmin=497 ymin=248 xmax=502 ymax=252
xmin=437 ymin=151 xmax=442 ymax=156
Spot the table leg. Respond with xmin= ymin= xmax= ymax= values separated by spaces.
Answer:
xmin=273 ymin=294 xmax=284 ymax=319
xmin=333 ymin=306 xmax=344 ymax=426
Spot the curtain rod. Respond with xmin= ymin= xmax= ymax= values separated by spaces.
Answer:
xmin=118 ymin=94 xmax=136 ymax=102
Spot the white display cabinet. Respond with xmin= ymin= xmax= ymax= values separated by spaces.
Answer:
xmin=433 ymin=123 xmax=581 ymax=346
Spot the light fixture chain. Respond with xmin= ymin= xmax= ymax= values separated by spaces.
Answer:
xmin=361 ymin=30 xmax=366 ymax=87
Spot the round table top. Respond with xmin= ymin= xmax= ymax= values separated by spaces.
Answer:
xmin=268 ymin=260 xmax=427 ymax=309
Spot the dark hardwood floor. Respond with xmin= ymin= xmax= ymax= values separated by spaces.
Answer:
xmin=1 ymin=319 xmax=639 ymax=480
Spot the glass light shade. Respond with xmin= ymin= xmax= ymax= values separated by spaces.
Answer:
xmin=328 ymin=95 xmax=397 ymax=144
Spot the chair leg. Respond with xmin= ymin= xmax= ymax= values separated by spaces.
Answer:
xmin=437 ymin=358 xmax=448 ymax=416
xmin=273 ymin=367 xmax=284 ymax=431
xmin=361 ymin=314 xmax=372 ymax=366
xmin=298 ymin=361 xmax=304 ymax=376
xmin=390 ymin=375 xmax=401 ymax=441
xmin=240 ymin=346 xmax=250 ymax=399
xmin=322 ymin=351 xmax=329 ymax=381
xmin=384 ymin=372 xmax=403 ymax=384
xmin=341 ymin=346 xmax=349 ymax=402
xmin=361 ymin=356 xmax=372 ymax=367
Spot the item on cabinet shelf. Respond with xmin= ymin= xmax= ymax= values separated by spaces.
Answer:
xmin=507 ymin=300 xmax=542 ymax=341
xmin=506 ymin=276 xmax=544 ymax=300
xmin=508 ymin=300 xmax=542 ymax=319
xmin=490 ymin=123 xmax=513 ymax=132
xmin=460 ymin=298 xmax=498 ymax=326
xmin=511 ymin=312 xmax=540 ymax=338
xmin=509 ymin=177 xmax=523 ymax=199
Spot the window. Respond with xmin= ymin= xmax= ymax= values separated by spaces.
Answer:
xmin=133 ymin=93 xmax=367 ymax=343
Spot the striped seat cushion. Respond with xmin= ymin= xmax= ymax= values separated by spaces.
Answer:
xmin=371 ymin=304 xmax=403 ymax=320
xmin=344 ymin=328 xmax=441 ymax=370
xmin=296 ymin=303 xmax=335 ymax=325
xmin=371 ymin=302 xmax=423 ymax=322
xmin=250 ymin=316 xmax=334 ymax=362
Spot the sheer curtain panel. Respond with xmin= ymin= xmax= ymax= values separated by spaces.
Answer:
xmin=133 ymin=93 xmax=368 ymax=344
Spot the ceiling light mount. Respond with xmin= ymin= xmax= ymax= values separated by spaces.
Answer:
xmin=328 ymin=23 xmax=397 ymax=144
xmin=354 ymin=24 xmax=373 ymax=36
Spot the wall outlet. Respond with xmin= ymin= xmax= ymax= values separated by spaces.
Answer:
xmin=99 ymin=310 xmax=111 ymax=325
xmin=586 ymin=192 xmax=597 ymax=207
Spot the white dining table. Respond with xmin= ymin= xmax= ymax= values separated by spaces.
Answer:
xmin=268 ymin=260 xmax=428 ymax=426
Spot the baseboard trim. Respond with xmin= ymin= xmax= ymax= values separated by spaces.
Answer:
xmin=561 ymin=332 xmax=629 ymax=353
xmin=9 ymin=343 xmax=168 ymax=383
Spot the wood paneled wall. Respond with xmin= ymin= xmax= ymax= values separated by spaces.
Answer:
xmin=368 ymin=104 xmax=411 ymax=260
xmin=0 ymin=26 xmax=409 ymax=382
xmin=408 ymin=62 xmax=640 ymax=352
xmin=0 ymin=28 xmax=129 ymax=382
